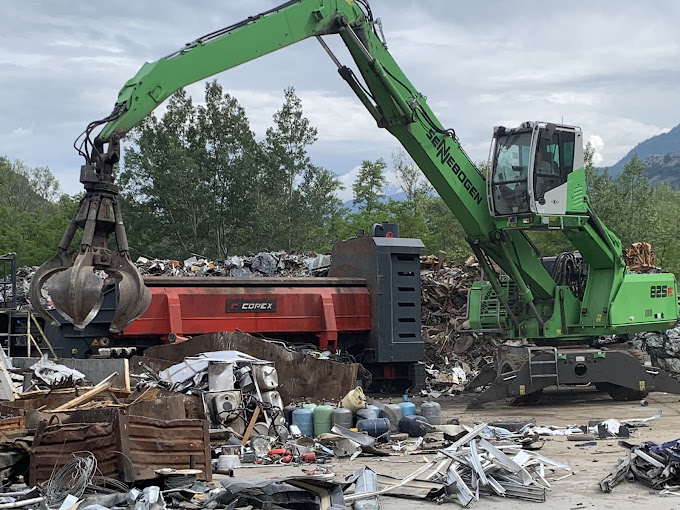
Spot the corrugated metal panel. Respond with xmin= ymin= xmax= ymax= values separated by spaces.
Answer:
xmin=30 ymin=412 xmax=211 ymax=485
xmin=122 ymin=415 xmax=210 ymax=482
xmin=30 ymin=422 xmax=118 ymax=486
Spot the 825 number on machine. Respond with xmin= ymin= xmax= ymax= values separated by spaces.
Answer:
xmin=650 ymin=285 xmax=673 ymax=298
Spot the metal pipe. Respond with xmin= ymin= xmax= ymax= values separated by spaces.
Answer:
xmin=0 ymin=497 xmax=45 ymax=509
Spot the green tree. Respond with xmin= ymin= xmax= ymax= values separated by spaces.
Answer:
xmin=297 ymin=166 xmax=345 ymax=251
xmin=0 ymin=157 xmax=75 ymax=266
xmin=352 ymin=158 xmax=386 ymax=215
xmin=0 ymin=158 xmax=63 ymax=212
xmin=121 ymin=82 xmax=261 ymax=259
xmin=261 ymin=87 xmax=319 ymax=251
xmin=648 ymin=184 xmax=680 ymax=273
xmin=613 ymin=155 xmax=652 ymax=246
xmin=421 ymin=195 xmax=470 ymax=262
xmin=392 ymin=149 xmax=430 ymax=213
xmin=121 ymin=84 xmax=346 ymax=258
xmin=195 ymin=81 xmax=261 ymax=255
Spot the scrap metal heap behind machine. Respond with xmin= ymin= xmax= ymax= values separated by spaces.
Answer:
xmin=29 ymin=0 xmax=680 ymax=403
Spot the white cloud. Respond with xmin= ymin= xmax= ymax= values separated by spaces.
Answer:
xmin=1 ymin=0 xmax=679 ymax=197
xmin=337 ymin=165 xmax=361 ymax=202
xmin=588 ymin=135 xmax=605 ymax=165
xmin=547 ymin=92 xmax=600 ymax=107
xmin=10 ymin=126 xmax=31 ymax=137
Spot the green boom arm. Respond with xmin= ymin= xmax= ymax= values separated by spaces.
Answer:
xmin=95 ymin=0 xmax=554 ymax=316
xmin=33 ymin=0 xmax=675 ymax=340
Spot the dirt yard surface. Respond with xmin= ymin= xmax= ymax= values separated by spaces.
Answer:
xmin=219 ymin=388 xmax=680 ymax=509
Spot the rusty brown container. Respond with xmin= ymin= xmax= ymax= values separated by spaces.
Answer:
xmin=30 ymin=410 xmax=211 ymax=485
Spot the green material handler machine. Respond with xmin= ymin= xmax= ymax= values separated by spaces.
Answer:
xmin=29 ymin=0 xmax=680 ymax=404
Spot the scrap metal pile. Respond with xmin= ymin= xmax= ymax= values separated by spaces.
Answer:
xmin=138 ymin=350 xmax=287 ymax=441
xmin=6 ymin=252 xmax=333 ymax=307
xmin=631 ymin=324 xmax=680 ymax=374
xmin=404 ymin=424 xmax=571 ymax=505
xmin=600 ymin=438 xmax=680 ymax=494
xmin=420 ymin=255 xmax=499 ymax=393
xmin=0 ymin=329 xmax=578 ymax=509
xmin=135 ymin=252 xmax=332 ymax=278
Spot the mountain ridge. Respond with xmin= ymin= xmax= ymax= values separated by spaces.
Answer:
xmin=607 ymin=123 xmax=680 ymax=176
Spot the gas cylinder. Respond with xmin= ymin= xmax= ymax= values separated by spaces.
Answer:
xmin=313 ymin=405 xmax=333 ymax=436
xmin=283 ymin=403 xmax=299 ymax=426
xmin=356 ymin=408 xmax=378 ymax=421
xmin=384 ymin=400 xmax=403 ymax=433
xmin=366 ymin=404 xmax=383 ymax=418
xmin=398 ymin=395 xmax=416 ymax=417
xmin=302 ymin=398 xmax=317 ymax=411
xmin=292 ymin=408 xmax=314 ymax=437
xmin=420 ymin=399 xmax=442 ymax=425
xmin=399 ymin=415 xmax=431 ymax=437
xmin=366 ymin=404 xmax=382 ymax=418
xmin=356 ymin=418 xmax=390 ymax=438
xmin=331 ymin=407 xmax=353 ymax=429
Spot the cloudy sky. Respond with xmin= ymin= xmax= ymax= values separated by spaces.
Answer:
xmin=2 ymin=1 xmax=679 ymax=199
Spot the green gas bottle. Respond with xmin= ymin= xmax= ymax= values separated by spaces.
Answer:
xmin=313 ymin=404 xmax=333 ymax=436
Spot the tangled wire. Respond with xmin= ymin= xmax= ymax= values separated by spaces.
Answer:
xmin=44 ymin=454 xmax=97 ymax=507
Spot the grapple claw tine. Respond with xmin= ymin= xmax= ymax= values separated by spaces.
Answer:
xmin=46 ymin=249 xmax=105 ymax=331
xmin=107 ymin=254 xmax=152 ymax=333
xmin=28 ymin=251 xmax=75 ymax=328
xmin=33 ymin=132 xmax=151 ymax=334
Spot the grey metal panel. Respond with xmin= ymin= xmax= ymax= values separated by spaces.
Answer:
xmin=330 ymin=235 xmax=425 ymax=364
xmin=372 ymin=238 xmax=426 ymax=250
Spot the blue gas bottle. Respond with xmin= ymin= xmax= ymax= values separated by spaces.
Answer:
xmin=356 ymin=418 xmax=390 ymax=438
xmin=398 ymin=395 xmax=416 ymax=417
xmin=366 ymin=404 xmax=382 ymax=418
xmin=292 ymin=408 xmax=314 ymax=437
xmin=400 ymin=415 xmax=431 ymax=437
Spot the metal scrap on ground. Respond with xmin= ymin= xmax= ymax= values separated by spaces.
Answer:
xmin=600 ymin=437 xmax=680 ymax=494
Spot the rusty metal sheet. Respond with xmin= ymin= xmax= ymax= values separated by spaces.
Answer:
xmin=119 ymin=413 xmax=211 ymax=482
xmin=143 ymin=331 xmax=361 ymax=404
xmin=30 ymin=410 xmax=211 ymax=485
xmin=30 ymin=422 xmax=118 ymax=486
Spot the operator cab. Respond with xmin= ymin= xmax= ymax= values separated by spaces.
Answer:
xmin=488 ymin=121 xmax=584 ymax=217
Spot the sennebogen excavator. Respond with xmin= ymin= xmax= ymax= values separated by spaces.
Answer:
xmin=29 ymin=0 xmax=680 ymax=404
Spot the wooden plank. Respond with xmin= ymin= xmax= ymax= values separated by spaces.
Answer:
xmin=49 ymin=373 xmax=117 ymax=412
xmin=241 ymin=406 xmax=260 ymax=446
xmin=28 ymin=313 xmax=57 ymax=358
xmin=203 ymin=418 xmax=212 ymax=481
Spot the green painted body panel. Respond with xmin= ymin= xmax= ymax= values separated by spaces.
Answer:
xmin=610 ymin=273 xmax=678 ymax=328
xmin=566 ymin=168 xmax=588 ymax=213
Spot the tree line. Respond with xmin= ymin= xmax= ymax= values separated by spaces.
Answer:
xmin=118 ymin=82 xmax=472 ymax=262
xmin=2 ymin=81 xmax=679 ymax=276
